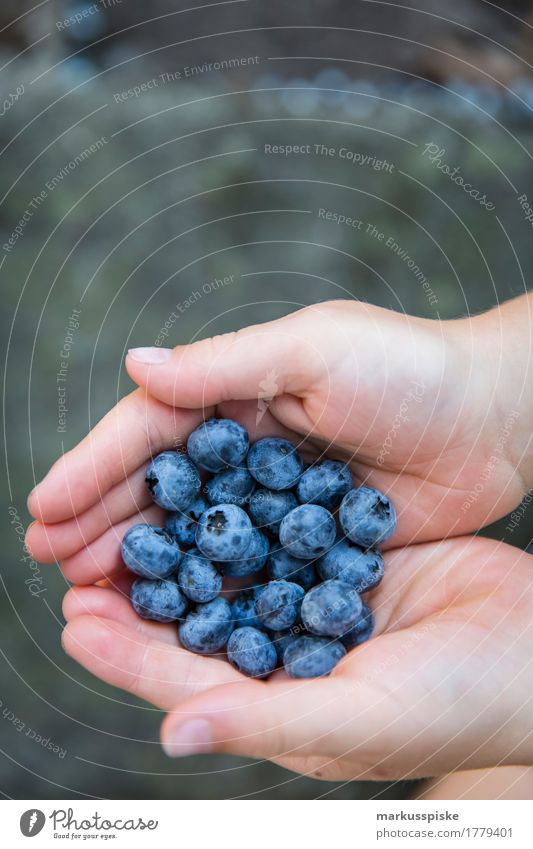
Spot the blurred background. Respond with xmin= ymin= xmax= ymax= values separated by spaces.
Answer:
xmin=2 ymin=0 xmax=533 ymax=800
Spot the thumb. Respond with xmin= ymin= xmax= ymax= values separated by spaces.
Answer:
xmin=159 ymin=676 xmax=357 ymax=762
xmin=125 ymin=310 xmax=325 ymax=408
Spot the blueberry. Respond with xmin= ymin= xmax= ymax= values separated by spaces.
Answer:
xmin=254 ymin=580 xmax=305 ymax=630
xmin=187 ymin=418 xmax=249 ymax=472
xmin=206 ymin=467 xmax=256 ymax=506
xmin=121 ymin=524 xmax=181 ymax=579
xmin=341 ymin=603 xmax=375 ymax=649
xmin=270 ymin=622 xmax=307 ymax=662
xmin=165 ymin=495 xmax=208 ymax=547
xmin=248 ymin=488 xmax=299 ymax=534
xmin=339 ymin=487 xmax=397 ymax=548
xmin=130 ymin=576 xmax=188 ymax=622
xmin=145 ymin=451 xmax=200 ymax=511
xmin=178 ymin=548 xmax=222 ymax=603
xmin=270 ymin=629 xmax=297 ymax=663
xmin=296 ymin=459 xmax=352 ymax=509
xmin=279 ymin=504 xmax=336 ymax=559
xmin=178 ymin=597 xmax=233 ymax=655
xmin=227 ymin=627 xmax=277 ymax=678
xmin=247 ymin=437 xmax=304 ymax=490
xmin=195 ymin=503 xmax=252 ymax=561
xmin=231 ymin=589 xmax=265 ymax=630
xmin=221 ymin=528 xmax=269 ymax=577
xmin=283 ymin=636 xmax=346 ymax=678
xmin=318 ymin=539 xmax=384 ymax=593
xmin=301 ymin=580 xmax=363 ymax=637
xmin=267 ymin=548 xmax=318 ymax=590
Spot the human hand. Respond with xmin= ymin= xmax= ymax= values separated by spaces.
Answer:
xmin=59 ymin=535 xmax=533 ymax=779
xmin=27 ymin=299 xmax=529 ymax=572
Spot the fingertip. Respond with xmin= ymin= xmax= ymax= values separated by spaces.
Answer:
xmin=24 ymin=521 xmax=56 ymax=564
xmin=62 ymin=586 xmax=89 ymax=621
xmin=61 ymin=616 xmax=82 ymax=658
xmin=124 ymin=349 xmax=172 ymax=391
xmin=161 ymin=718 xmax=214 ymax=759
xmin=127 ymin=347 xmax=173 ymax=366
xmin=27 ymin=487 xmax=47 ymax=522
xmin=24 ymin=520 xmax=37 ymax=555
xmin=27 ymin=464 xmax=54 ymax=518
xmin=62 ymin=582 xmax=133 ymax=624
xmin=159 ymin=679 xmax=275 ymax=759
xmin=27 ymin=489 xmax=37 ymax=518
xmin=61 ymin=615 xmax=118 ymax=665
xmin=26 ymin=457 xmax=85 ymax=524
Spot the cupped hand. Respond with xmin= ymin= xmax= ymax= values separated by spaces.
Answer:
xmin=27 ymin=300 xmax=525 ymax=575
xmin=59 ymin=535 xmax=533 ymax=780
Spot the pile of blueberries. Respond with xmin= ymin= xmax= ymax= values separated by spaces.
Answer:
xmin=121 ymin=418 xmax=396 ymax=679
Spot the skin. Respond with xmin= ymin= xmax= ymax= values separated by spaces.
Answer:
xmin=25 ymin=298 xmax=533 ymax=778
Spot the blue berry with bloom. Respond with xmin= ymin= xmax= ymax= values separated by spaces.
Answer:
xmin=121 ymin=524 xmax=181 ymax=579
xmin=187 ymin=418 xmax=249 ymax=472
xmin=341 ymin=603 xmax=375 ymax=649
xmin=178 ymin=597 xmax=233 ymax=655
xmin=165 ymin=495 xmax=208 ymax=547
xmin=178 ymin=548 xmax=222 ymax=603
xmin=196 ymin=503 xmax=252 ymax=561
xmin=284 ymin=636 xmax=346 ymax=678
xmin=267 ymin=548 xmax=317 ymax=589
xmin=227 ymin=627 xmax=277 ymax=678
xmin=318 ymin=539 xmax=384 ymax=593
xmin=130 ymin=576 xmax=188 ymax=622
xmin=231 ymin=589 xmax=265 ymax=631
xmin=301 ymin=579 xmax=363 ymax=637
xmin=279 ymin=504 xmax=336 ymax=559
xmin=254 ymin=580 xmax=305 ymax=630
xmin=145 ymin=451 xmax=200 ymax=511
xmin=221 ymin=527 xmax=269 ymax=577
xmin=247 ymin=437 xmax=303 ymax=490
xmin=206 ymin=466 xmax=256 ymax=506
xmin=339 ymin=487 xmax=397 ymax=548
xmin=296 ymin=459 xmax=352 ymax=509
xmin=248 ymin=488 xmax=298 ymax=533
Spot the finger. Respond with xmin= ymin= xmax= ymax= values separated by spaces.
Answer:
xmin=159 ymin=674 xmax=357 ymax=760
xmin=126 ymin=309 xmax=326 ymax=409
xmin=26 ymin=463 xmax=153 ymax=563
xmin=28 ymin=389 xmax=208 ymax=524
xmin=62 ymin=615 xmax=239 ymax=710
xmin=158 ymin=624 xmax=440 ymax=768
xmin=59 ymin=504 xmax=165 ymax=585
xmin=62 ymin=585 xmax=179 ymax=645
xmin=96 ymin=568 xmax=135 ymax=593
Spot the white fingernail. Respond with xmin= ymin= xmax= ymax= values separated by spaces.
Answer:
xmin=162 ymin=719 xmax=213 ymax=758
xmin=128 ymin=347 xmax=172 ymax=365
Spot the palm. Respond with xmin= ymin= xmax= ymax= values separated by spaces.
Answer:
xmin=60 ymin=535 xmax=532 ymax=780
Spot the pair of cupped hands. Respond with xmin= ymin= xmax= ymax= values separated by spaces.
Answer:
xmin=26 ymin=300 xmax=533 ymax=782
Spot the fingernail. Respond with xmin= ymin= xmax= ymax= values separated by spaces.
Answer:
xmin=128 ymin=347 xmax=172 ymax=365
xmin=162 ymin=719 xmax=213 ymax=758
